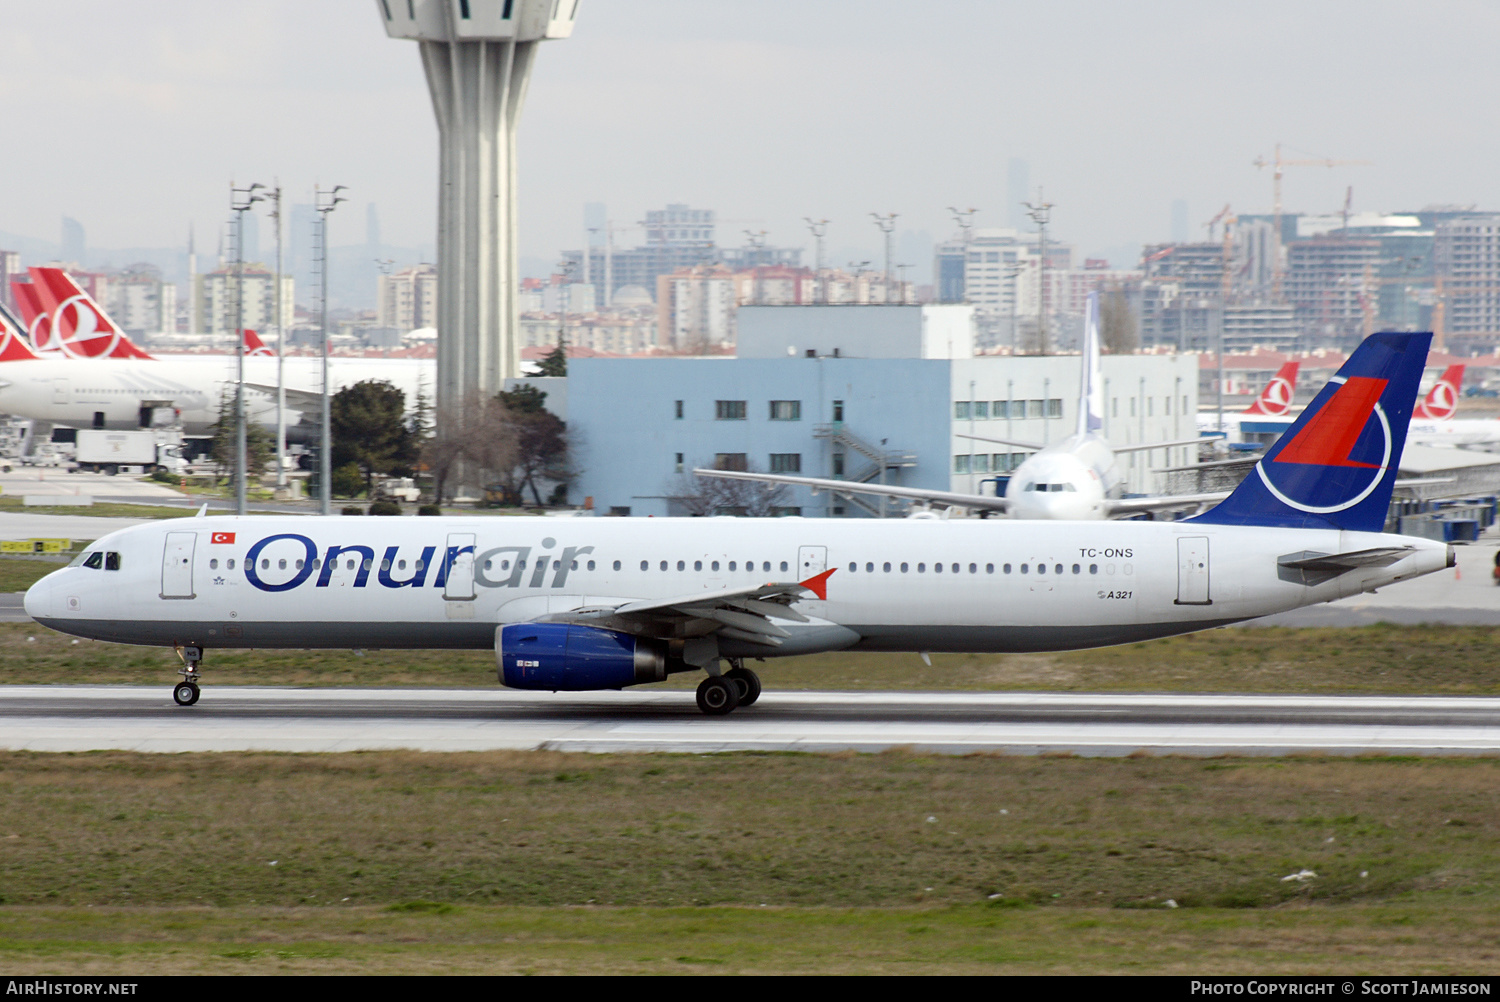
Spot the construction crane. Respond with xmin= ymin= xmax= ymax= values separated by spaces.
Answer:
xmin=1253 ymin=143 xmax=1372 ymax=298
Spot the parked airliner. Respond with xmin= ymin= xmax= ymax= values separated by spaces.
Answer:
xmin=24 ymin=332 xmax=1450 ymax=714
xmin=701 ymin=292 xmax=1214 ymax=520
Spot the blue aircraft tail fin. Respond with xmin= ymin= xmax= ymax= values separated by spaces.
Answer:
xmin=1191 ymin=331 xmax=1431 ymax=532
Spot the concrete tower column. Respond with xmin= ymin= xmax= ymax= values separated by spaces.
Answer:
xmin=378 ymin=0 xmax=575 ymax=421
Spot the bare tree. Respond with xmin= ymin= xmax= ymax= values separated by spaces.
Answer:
xmin=1100 ymin=285 xmax=1138 ymax=354
xmin=665 ymin=463 xmax=791 ymax=517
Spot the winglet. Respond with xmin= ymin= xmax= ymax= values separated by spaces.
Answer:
xmin=798 ymin=567 xmax=836 ymax=600
xmin=195 ymin=503 xmax=208 ymax=518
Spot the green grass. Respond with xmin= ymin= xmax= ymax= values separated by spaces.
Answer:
xmin=6 ymin=620 xmax=1500 ymax=694
xmin=0 ymin=558 xmax=67 ymax=592
xmin=0 ymin=751 xmax=1495 ymax=973
xmin=0 ymin=496 xmax=202 ymax=520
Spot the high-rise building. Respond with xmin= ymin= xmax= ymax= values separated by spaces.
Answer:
xmin=193 ymin=266 xmax=294 ymax=338
xmin=1434 ymin=213 xmax=1500 ymax=352
xmin=60 ymin=217 xmax=85 ymax=266
xmin=376 ymin=263 xmax=438 ymax=332
xmin=0 ymin=251 xmax=20 ymax=312
xmin=104 ymin=264 xmax=177 ymax=337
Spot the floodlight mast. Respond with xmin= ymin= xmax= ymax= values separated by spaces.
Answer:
xmin=230 ymin=182 xmax=266 ymax=516
xmin=377 ymin=0 xmax=576 ymax=492
xmin=314 ymin=185 xmax=347 ymax=517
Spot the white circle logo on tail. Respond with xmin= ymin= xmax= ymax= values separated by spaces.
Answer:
xmin=53 ymin=296 xmax=120 ymax=358
xmin=1257 ymin=376 xmax=1392 ymax=514
xmin=1261 ymin=376 xmax=1294 ymax=416
xmin=29 ymin=312 xmax=53 ymax=350
xmin=1425 ymin=380 xmax=1457 ymax=420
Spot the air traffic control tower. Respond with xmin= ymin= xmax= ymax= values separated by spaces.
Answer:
xmin=377 ymin=0 xmax=576 ymax=409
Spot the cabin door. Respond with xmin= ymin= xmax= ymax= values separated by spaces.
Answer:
xmin=444 ymin=533 xmax=476 ymax=601
xmin=1175 ymin=536 xmax=1211 ymax=605
xmin=161 ymin=531 xmax=196 ymax=600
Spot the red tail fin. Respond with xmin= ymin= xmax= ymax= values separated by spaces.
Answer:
xmin=27 ymin=267 xmax=155 ymax=359
xmin=242 ymin=329 xmax=276 ymax=356
xmin=1414 ymin=364 xmax=1463 ymax=420
xmin=10 ymin=281 xmax=51 ymax=348
xmin=0 ymin=309 xmax=41 ymax=361
xmin=1242 ymin=361 xmax=1299 ymax=416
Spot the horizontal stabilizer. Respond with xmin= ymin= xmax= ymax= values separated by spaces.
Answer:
xmin=955 ymin=432 xmax=1045 ymax=451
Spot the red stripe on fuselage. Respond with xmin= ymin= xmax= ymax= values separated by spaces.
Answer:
xmin=1273 ymin=376 xmax=1387 ymax=468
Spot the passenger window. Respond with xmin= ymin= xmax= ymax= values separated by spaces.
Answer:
xmin=900 ymin=562 xmax=909 ymax=573
xmin=849 ymin=562 xmax=857 ymax=572
xmin=780 ymin=561 xmax=788 ymax=572
xmin=279 ymin=559 xmax=287 ymax=570
xmin=710 ymin=561 xmax=719 ymax=571
xmin=969 ymin=563 xmax=977 ymax=574
xmin=1090 ymin=564 xmax=1098 ymax=574
xmin=309 ymin=559 xmax=319 ymax=570
xmin=918 ymin=563 xmax=926 ymax=573
xmin=866 ymin=562 xmax=874 ymax=572
xmin=209 ymin=558 xmax=219 ymax=570
xmin=361 ymin=559 xmax=372 ymax=571
xmin=295 ymin=560 xmax=304 ymax=570
xmin=640 ymin=560 xmax=648 ymax=571
xmin=401 ymin=560 xmax=409 ymax=570
xmin=261 ymin=559 xmax=270 ymax=570
xmin=612 ymin=561 xmax=621 ymax=571
xmin=1020 ymin=564 xmax=1029 ymax=574
xmin=933 ymin=563 xmax=941 ymax=573
xmin=1072 ymin=564 xmax=1081 ymax=574
xmin=1055 ymin=564 xmax=1063 ymax=575
xmin=694 ymin=561 xmax=702 ymax=571
xmin=952 ymin=563 xmax=959 ymax=573
xmin=729 ymin=561 xmax=737 ymax=571
xmin=228 ymin=559 xmax=236 ymax=570
xmin=883 ymin=562 xmax=891 ymax=572
xmin=1003 ymin=563 xmax=1011 ymax=574
xmin=1037 ymin=564 xmax=1046 ymax=575
xmin=660 ymin=561 xmax=668 ymax=571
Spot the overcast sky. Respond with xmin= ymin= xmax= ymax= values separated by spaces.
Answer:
xmin=4 ymin=0 xmax=1500 ymax=275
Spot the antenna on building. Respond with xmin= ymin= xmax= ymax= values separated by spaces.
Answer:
xmin=947 ymin=206 xmax=978 ymax=243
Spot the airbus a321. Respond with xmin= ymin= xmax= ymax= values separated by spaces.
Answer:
xmin=24 ymin=332 xmax=1450 ymax=714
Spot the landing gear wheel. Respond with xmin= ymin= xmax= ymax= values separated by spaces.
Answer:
xmin=173 ymin=682 xmax=200 ymax=706
xmin=724 ymin=666 xmax=761 ymax=707
xmin=695 ymin=675 xmax=740 ymax=715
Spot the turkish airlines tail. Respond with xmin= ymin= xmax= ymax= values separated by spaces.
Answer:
xmin=1414 ymin=364 xmax=1464 ymax=421
xmin=10 ymin=280 xmax=50 ymax=347
xmin=26 ymin=267 xmax=154 ymax=359
xmin=242 ymin=329 xmax=276 ymax=357
xmin=1242 ymin=361 xmax=1300 ymax=416
xmin=0 ymin=302 xmax=41 ymax=361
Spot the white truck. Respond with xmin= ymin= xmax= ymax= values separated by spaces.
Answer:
xmin=73 ymin=429 xmax=185 ymax=475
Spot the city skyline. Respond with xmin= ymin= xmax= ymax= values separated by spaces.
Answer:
xmin=3 ymin=1 xmax=1500 ymax=283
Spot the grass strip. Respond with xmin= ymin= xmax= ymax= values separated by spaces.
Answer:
xmin=4 ymin=618 xmax=1500 ymax=694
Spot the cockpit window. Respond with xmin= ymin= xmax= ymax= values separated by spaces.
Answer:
xmin=82 ymin=552 xmax=103 ymax=569
xmin=104 ymin=552 xmax=121 ymax=571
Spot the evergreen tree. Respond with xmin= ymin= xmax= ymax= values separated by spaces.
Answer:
xmin=330 ymin=379 xmax=418 ymax=497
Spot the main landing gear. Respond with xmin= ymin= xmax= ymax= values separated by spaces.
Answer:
xmin=173 ymin=645 xmax=203 ymax=706
xmin=694 ymin=659 xmax=761 ymax=716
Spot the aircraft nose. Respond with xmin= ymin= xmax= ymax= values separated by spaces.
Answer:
xmin=23 ymin=573 xmax=52 ymax=620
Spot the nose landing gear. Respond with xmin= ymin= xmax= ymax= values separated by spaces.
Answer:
xmin=172 ymin=645 xmax=203 ymax=706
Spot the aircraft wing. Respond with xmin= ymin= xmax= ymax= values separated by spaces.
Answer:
xmin=242 ymin=382 xmax=321 ymax=412
xmin=693 ymin=468 xmax=1011 ymax=513
xmin=955 ymin=432 xmax=1046 ymax=451
xmin=1104 ymin=492 xmax=1231 ymax=517
xmin=543 ymin=576 xmax=828 ymax=649
xmin=1110 ymin=436 xmax=1211 ymax=455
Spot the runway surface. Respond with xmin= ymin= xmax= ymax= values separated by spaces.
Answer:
xmin=2 ymin=686 xmax=1499 ymax=756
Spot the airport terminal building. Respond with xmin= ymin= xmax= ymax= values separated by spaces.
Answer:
xmin=568 ymin=306 xmax=1199 ymax=517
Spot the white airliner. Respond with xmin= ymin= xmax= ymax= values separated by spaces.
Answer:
xmin=701 ymin=292 xmax=1214 ymax=520
xmin=1 ymin=266 xmax=433 ymax=435
xmin=24 ymin=332 xmax=1451 ymax=715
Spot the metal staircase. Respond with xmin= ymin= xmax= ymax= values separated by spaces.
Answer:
xmin=813 ymin=422 xmax=918 ymax=517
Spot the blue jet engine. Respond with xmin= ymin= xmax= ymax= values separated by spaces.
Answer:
xmin=496 ymin=623 xmax=668 ymax=691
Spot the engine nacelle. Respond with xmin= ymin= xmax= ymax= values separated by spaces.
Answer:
xmin=496 ymin=623 xmax=667 ymax=691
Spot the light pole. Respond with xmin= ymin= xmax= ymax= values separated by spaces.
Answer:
xmin=869 ymin=213 xmax=897 ymax=303
xmin=266 ymin=183 xmax=286 ymax=490
xmin=230 ymin=182 xmax=265 ymax=516
xmin=1023 ymin=190 xmax=1054 ymax=354
xmin=314 ymin=184 xmax=347 ymax=516
xmin=803 ymin=218 xmax=829 ymax=304
xmin=556 ymin=258 xmax=576 ymax=349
